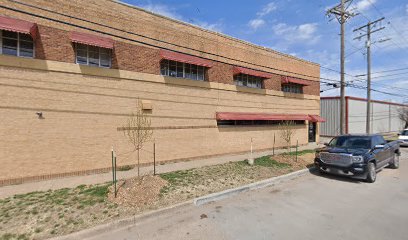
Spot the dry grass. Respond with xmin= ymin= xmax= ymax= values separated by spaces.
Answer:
xmin=0 ymin=184 xmax=120 ymax=240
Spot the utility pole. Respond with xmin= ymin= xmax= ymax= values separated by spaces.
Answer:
xmin=353 ymin=17 xmax=387 ymax=134
xmin=327 ymin=0 xmax=357 ymax=135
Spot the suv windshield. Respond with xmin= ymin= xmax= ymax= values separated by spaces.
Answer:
xmin=329 ymin=136 xmax=371 ymax=149
xmin=401 ymin=130 xmax=408 ymax=136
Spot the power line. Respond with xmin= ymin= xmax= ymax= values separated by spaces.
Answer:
xmin=366 ymin=0 xmax=408 ymax=46
xmin=369 ymin=71 xmax=408 ymax=79
xmin=356 ymin=67 xmax=408 ymax=76
xmin=321 ymin=65 xmax=408 ymax=95
xmin=364 ymin=0 xmax=408 ymax=56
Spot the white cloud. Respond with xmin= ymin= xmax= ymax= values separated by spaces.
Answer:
xmin=248 ymin=19 xmax=266 ymax=30
xmin=257 ymin=2 xmax=277 ymax=17
xmin=273 ymin=23 xmax=320 ymax=44
xmin=141 ymin=3 xmax=183 ymax=20
xmin=247 ymin=2 xmax=277 ymax=31
xmin=140 ymin=3 xmax=224 ymax=32
xmin=194 ymin=21 xmax=224 ymax=32
xmin=301 ymin=50 xmax=339 ymax=68
xmin=354 ymin=0 xmax=375 ymax=12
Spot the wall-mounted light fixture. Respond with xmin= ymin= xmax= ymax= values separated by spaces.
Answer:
xmin=36 ymin=112 xmax=44 ymax=119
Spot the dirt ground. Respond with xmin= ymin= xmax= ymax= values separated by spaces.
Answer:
xmin=108 ymin=176 xmax=167 ymax=208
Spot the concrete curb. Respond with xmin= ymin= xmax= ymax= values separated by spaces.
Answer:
xmin=51 ymin=167 xmax=314 ymax=240
xmin=194 ymin=167 xmax=314 ymax=206
xmin=50 ymin=200 xmax=192 ymax=240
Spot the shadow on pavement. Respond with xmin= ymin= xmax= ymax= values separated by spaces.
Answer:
xmin=307 ymin=167 xmax=365 ymax=184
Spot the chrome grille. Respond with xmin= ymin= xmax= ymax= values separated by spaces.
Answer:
xmin=320 ymin=152 xmax=353 ymax=167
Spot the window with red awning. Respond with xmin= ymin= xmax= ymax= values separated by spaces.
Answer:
xmin=281 ymin=76 xmax=312 ymax=86
xmin=70 ymin=31 xmax=114 ymax=49
xmin=0 ymin=15 xmax=37 ymax=38
xmin=160 ymin=50 xmax=214 ymax=67
xmin=233 ymin=66 xmax=273 ymax=79
xmin=70 ymin=32 xmax=114 ymax=68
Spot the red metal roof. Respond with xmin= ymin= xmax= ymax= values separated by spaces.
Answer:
xmin=281 ymin=76 xmax=311 ymax=86
xmin=321 ymin=96 xmax=408 ymax=107
xmin=216 ymin=112 xmax=311 ymax=121
xmin=0 ymin=15 xmax=37 ymax=38
xmin=160 ymin=50 xmax=214 ymax=67
xmin=309 ymin=115 xmax=326 ymax=122
xmin=233 ymin=66 xmax=273 ymax=79
xmin=70 ymin=31 xmax=114 ymax=49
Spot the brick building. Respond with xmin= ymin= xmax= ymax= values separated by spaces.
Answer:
xmin=0 ymin=0 xmax=323 ymax=185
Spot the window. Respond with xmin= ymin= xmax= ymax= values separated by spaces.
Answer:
xmin=217 ymin=120 xmax=305 ymax=126
xmin=160 ymin=59 xmax=206 ymax=81
xmin=75 ymin=43 xmax=111 ymax=68
xmin=329 ymin=136 xmax=371 ymax=149
xmin=234 ymin=74 xmax=263 ymax=89
xmin=0 ymin=30 xmax=34 ymax=58
xmin=282 ymin=83 xmax=303 ymax=94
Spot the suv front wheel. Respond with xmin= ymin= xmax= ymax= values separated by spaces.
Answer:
xmin=366 ymin=162 xmax=376 ymax=183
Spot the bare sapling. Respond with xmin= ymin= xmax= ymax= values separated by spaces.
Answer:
xmin=278 ymin=120 xmax=296 ymax=160
xmin=123 ymin=100 xmax=153 ymax=177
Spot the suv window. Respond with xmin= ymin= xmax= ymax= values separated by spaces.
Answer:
xmin=372 ymin=135 xmax=386 ymax=148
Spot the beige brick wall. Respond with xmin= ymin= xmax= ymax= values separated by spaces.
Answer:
xmin=0 ymin=56 xmax=320 ymax=182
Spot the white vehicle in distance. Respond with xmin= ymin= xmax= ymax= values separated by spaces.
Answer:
xmin=398 ymin=129 xmax=408 ymax=147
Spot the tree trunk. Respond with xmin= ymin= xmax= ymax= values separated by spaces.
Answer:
xmin=137 ymin=148 xmax=140 ymax=177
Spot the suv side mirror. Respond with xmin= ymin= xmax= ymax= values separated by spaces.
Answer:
xmin=374 ymin=144 xmax=385 ymax=149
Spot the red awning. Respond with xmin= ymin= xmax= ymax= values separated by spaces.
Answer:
xmin=309 ymin=115 xmax=326 ymax=122
xmin=281 ymin=76 xmax=311 ymax=86
xmin=160 ymin=50 xmax=214 ymax=67
xmin=216 ymin=112 xmax=310 ymax=121
xmin=70 ymin=31 xmax=114 ymax=49
xmin=233 ymin=66 xmax=273 ymax=79
xmin=0 ymin=15 xmax=37 ymax=38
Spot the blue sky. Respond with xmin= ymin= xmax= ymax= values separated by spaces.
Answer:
xmin=122 ymin=0 xmax=408 ymax=103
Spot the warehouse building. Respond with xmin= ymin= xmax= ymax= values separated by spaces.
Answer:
xmin=0 ymin=0 xmax=323 ymax=185
xmin=320 ymin=96 xmax=407 ymax=137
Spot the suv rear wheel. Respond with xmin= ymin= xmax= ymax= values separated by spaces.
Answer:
xmin=366 ymin=162 xmax=376 ymax=183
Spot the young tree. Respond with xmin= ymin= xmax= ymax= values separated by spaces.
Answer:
xmin=278 ymin=120 xmax=296 ymax=155
xmin=123 ymin=100 xmax=153 ymax=177
xmin=398 ymin=107 xmax=408 ymax=129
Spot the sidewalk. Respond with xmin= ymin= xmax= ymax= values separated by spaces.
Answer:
xmin=0 ymin=143 xmax=320 ymax=199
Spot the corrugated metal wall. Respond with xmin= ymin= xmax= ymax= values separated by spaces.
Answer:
xmin=348 ymin=99 xmax=405 ymax=134
xmin=321 ymin=97 xmax=407 ymax=136
xmin=320 ymin=98 xmax=341 ymax=136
